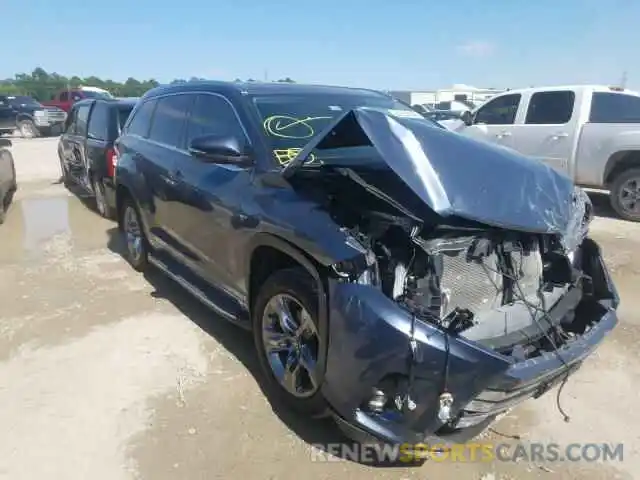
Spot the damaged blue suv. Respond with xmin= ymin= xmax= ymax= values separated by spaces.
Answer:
xmin=114 ymin=81 xmax=619 ymax=447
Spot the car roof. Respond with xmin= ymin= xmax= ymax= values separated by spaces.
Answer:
xmin=143 ymin=80 xmax=389 ymax=100
xmin=73 ymin=97 xmax=138 ymax=108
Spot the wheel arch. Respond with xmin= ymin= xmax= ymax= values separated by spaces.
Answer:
xmin=246 ymin=233 xmax=330 ymax=385
xmin=16 ymin=113 xmax=34 ymax=124
xmin=603 ymin=150 xmax=640 ymax=187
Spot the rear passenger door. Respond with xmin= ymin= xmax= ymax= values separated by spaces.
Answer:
xmin=143 ymin=94 xmax=193 ymax=253
xmin=67 ymin=102 xmax=92 ymax=186
xmin=0 ymin=96 xmax=15 ymax=131
xmin=85 ymin=101 xmax=111 ymax=179
xmin=510 ymin=90 xmax=577 ymax=174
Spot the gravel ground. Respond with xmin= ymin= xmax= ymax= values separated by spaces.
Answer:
xmin=0 ymin=137 xmax=638 ymax=480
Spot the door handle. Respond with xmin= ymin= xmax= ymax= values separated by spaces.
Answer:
xmin=161 ymin=174 xmax=178 ymax=186
xmin=551 ymin=133 xmax=569 ymax=140
xmin=496 ymin=130 xmax=512 ymax=138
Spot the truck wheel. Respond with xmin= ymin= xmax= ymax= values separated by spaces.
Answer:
xmin=120 ymin=197 xmax=149 ymax=271
xmin=252 ymin=267 xmax=329 ymax=417
xmin=610 ymin=167 xmax=640 ymax=222
xmin=18 ymin=119 xmax=39 ymax=139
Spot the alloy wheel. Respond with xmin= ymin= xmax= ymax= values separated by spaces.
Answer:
xmin=123 ymin=205 xmax=143 ymax=263
xmin=261 ymin=293 xmax=320 ymax=398
xmin=618 ymin=176 xmax=640 ymax=216
xmin=93 ymin=179 xmax=106 ymax=217
xmin=20 ymin=122 xmax=36 ymax=139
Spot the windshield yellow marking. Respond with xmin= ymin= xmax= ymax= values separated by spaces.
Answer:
xmin=263 ymin=115 xmax=332 ymax=139
xmin=273 ymin=148 xmax=318 ymax=166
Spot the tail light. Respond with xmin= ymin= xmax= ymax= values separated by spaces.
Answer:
xmin=106 ymin=147 xmax=117 ymax=177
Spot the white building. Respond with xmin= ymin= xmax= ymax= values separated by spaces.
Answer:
xmin=388 ymin=84 xmax=504 ymax=111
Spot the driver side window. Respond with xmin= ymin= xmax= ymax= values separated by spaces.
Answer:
xmin=474 ymin=93 xmax=521 ymax=125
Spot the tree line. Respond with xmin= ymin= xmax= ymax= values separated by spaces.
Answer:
xmin=0 ymin=68 xmax=296 ymax=101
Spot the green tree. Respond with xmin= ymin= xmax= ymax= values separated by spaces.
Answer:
xmin=0 ymin=68 xmax=296 ymax=100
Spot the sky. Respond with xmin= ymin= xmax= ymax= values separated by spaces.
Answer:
xmin=3 ymin=0 xmax=639 ymax=91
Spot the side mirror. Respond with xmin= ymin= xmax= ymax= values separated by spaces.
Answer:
xmin=460 ymin=110 xmax=473 ymax=126
xmin=188 ymin=134 xmax=253 ymax=167
xmin=0 ymin=138 xmax=12 ymax=148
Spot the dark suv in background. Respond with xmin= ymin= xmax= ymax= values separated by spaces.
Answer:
xmin=113 ymin=81 xmax=617 ymax=448
xmin=0 ymin=95 xmax=67 ymax=138
xmin=58 ymin=97 xmax=137 ymax=218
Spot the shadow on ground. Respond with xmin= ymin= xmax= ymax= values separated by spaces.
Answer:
xmin=105 ymin=227 xmax=411 ymax=467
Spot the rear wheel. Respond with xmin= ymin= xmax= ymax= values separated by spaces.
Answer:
xmin=252 ymin=267 xmax=329 ymax=417
xmin=610 ymin=167 xmax=640 ymax=222
xmin=120 ymin=197 xmax=149 ymax=271
xmin=92 ymin=176 xmax=114 ymax=219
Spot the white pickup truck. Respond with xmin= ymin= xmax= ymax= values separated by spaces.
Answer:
xmin=457 ymin=85 xmax=640 ymax=221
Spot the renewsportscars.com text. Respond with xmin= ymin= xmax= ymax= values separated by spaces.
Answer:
xmin=309 ymin=442 xmax=624 ymax=464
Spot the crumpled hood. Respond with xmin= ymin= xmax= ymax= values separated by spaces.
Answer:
xmin=285 ymin=107 xmax=588 ymax=237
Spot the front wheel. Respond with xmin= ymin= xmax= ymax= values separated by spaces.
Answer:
xmin=252 ymin=267 xmax=329 ymax=417
xmin=120 ymin=197 xmax=149 ymax=271
xmin=18 ymin=119 xmax=39 ymax=139
xmin=610 ymin=167 xmax=640 ymax=222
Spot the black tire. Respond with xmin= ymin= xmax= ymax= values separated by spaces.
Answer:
xmin=0 ymin=198 xmax=5 ymax=225
xmin=18 ymin=119 xmax=39 ymax=139
xmin=58 ymin=152 xmax=72 ymax=187
xmin=92 ymin=176 xmax=115 ymax=219
xmin=252 ymin=267 xmax=329 ymax=417
xmin=609 ymin=167 xmax=640 ymax=222
xmin=120 ymin=196 xmax=149 ymax=271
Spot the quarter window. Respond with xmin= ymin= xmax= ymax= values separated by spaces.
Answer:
xmin=525 ymin=91 xmax=575 ymax=124
xmin=126 ymin=99 xmax=157 ymax=138
xmin=185 ymin=94 xmax=247 ymax=146
xmin=87 ymin=102 xmax=110 ymax=140
xmin=589 ymin=92 xmax=640 ymax=123
xmin=148 ymin=94 xmax=193 ymax=148
xmin=474 ymin=94 xmax=521 ymax=125
xmin=75 ymin=104 xmax=90 ymax=137
xmin=64 ymin=107 xmax=77 ymax=134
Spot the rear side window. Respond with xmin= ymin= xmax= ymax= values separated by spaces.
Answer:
xmin=75 ymin=104 xmax=91 ymax=136
xmin=64 ymin=107 xmax=77 ymax=134
xmin=525 ymin=91 xmax=575 ymax=124
xmin=185 ymin=94 xmax=247 ymax=146
xmin=126 ymin=99 xmax=157 ymax=138
xmin=148 ymin=94 xmax=193 ymax=148
xmin=87 ymin=102 xmax=110 ymax=140
xmin=118 ymin=105 xmax=134 ymax=131
xmin=590 ymin=92 xmax=640 ymax=123
xmin=474 ymin=94 xmax=521 ymax=125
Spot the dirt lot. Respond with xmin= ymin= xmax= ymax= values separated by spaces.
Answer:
xmin=1 ymin=136 xmax=638 ymax=480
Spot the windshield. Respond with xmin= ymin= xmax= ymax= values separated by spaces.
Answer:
xmin=8 ymin=96 xmax=41 ymax=107
xmin=253 ymin=91 xmax=437 ymax=167
xmin=81 ymin=90 xmax=113 ymax=100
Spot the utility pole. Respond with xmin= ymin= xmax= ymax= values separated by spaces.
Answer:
xmin=264 ymin=69 xmax=268 ymax=82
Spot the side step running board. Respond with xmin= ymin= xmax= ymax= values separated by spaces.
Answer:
xmin=149 ymin=254 xmax=238 ymax=322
